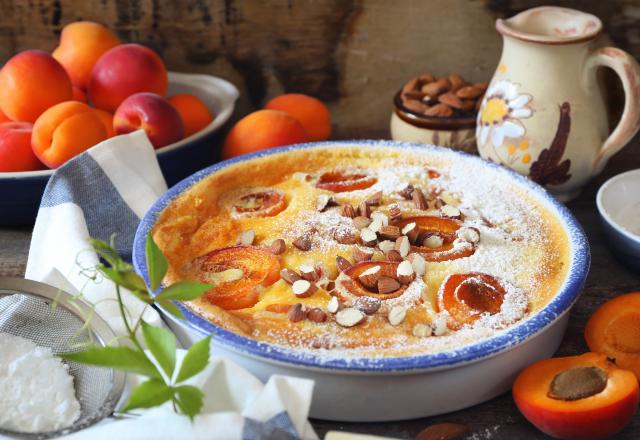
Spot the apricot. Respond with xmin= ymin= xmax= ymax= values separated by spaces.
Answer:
xmin=585 ymin=292 xmax=640 ymax=381
xmin=338 ymin=261 xmax=407 ymax=301
xmin=222 ymin=109 xmax=309 ymax=158
xmin=72 ymin=86 xmax=87 ymax=103
xmin=113 ymin=93 xmax=184 ymax=148
xmin=53 ymin=21 xmax=120 ymax=90
xmin=514 ymin=353 xmax=639 ymax=440
xmin=0 ymin=50 xmax=72 ymax=122
xmin=0 ymin=109 xmax=11 ymax=123
xmin=316 ymin=170 xmax=377 ymax=192
xmin=392 ymin=216 xmax=475 ymax=261
xmin=437 ymin=272 xmax=505 ymax=327
xmin=0 ymin=122 xmax=43 ymax=172
xmin=232 ymin=189 xmax=287 ymax=217
xmin=93 ymin=109 xmax=115 ymax=138
xmin=265 ymin=93 xmax=331 ymax=141
xmin=32 ymin=101 xmax=108 ymax=168
xmin=88 ymin=44 xmax=168 ymax=112
xmin=168 ymin=94 xmax=214 ymax=137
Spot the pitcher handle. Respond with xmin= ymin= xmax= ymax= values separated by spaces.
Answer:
xmin=585 ymin=47 xmax=640 ymax=171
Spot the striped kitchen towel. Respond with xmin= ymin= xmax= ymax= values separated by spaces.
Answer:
xmin=24 ymin=130 xmax=317 ymax=440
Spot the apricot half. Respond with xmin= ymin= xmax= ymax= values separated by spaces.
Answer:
xmin=585 ymin=292 xmax=640 ymax=381
xmin=192 ymin=246 xmax=280 ymax=310
xmin=437 ymin=272 xmax=505 ymax=327
xmin=513 ymin=353 xmax=639 ymax=440
xmin=336 ymin=261 xmax=407 ymax=301
xmin=392 ymin=216 xmax=475 ymax=261
xmin=232 ymin=189 xmax=287 ymax=217
xmin=315 ymin=170 xmax=377 ymax=192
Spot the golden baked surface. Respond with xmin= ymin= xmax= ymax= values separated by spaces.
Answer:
xmin=153 ymin=145 xmax=570 ymax=359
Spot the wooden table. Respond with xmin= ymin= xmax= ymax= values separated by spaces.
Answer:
xmin=1 ymin=138 xmax=639 ymax=440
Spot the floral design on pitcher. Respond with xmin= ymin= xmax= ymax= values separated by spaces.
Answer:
xmin=477 ymin=80 xmax=533 ymax=154
xmin=529 ymin=102 xmax=572 ymax=186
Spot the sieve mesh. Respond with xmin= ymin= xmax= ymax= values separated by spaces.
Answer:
xmin=0 ymin=278 xmax=125 ymax=439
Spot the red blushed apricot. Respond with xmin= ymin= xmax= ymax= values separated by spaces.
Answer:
xmin=72 ymin=86 xmax=87 ymax=103
xmin=222 ymin=109 xmax=309 ymax=158
xmin=393 ymin=216 xmax=475 ymax=261
xmin=0 ymin=50 xmax=72 ymax=122
xmin=93 ymin=109 xmax=115 ymax=138
xmin=513 ymin=353 xmax=639 ymax=440
xmin=193 ymin=246 xmax=281 ymax=310
xmin=168 ymin=94 xmax=214 ymax=137
xmin=53 ymin=21 xmax=121 ymax=90
xmin=0 ymin=109 xmax=11 ymax=123
xmin=113 ymin=93 xmax=184 ymax=148
xmin=265 ymin=93 xmax=331 ymax=141
xmin=0 ymin=122 xmax=44 ymax=172
xmin=32 ymin=101 xmax=108 ymax=168
xmin=233 ymin=189 xmax=287 ymax=217
xmin=88 ymin=44 xmax=168 ymax=112
xmin=316 ymin=170 xmax=377 ymax=192
xmin=585 ymin=292 xmax=640 ymax=381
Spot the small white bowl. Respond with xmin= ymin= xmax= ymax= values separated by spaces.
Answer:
xmin=596 ymin=169 xmax=640 ymax=272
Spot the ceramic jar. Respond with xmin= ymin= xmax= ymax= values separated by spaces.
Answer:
xmin=476 ymin=6 xmax=640 ymax=201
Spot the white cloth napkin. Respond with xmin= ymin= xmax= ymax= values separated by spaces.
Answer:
xmin=24 ymin=130 xmax=318 ymax=440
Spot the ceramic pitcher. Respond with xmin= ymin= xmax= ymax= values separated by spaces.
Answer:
xmin=476 ymin=6 xmax=640 ymax=201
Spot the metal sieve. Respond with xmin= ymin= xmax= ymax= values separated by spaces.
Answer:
xmin=0 ymin=277 xmax=125 ymax=439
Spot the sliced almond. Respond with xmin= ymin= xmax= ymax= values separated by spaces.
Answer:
xmin=238 ymin=229 xmax=255 ymax=246
xmin=352 ymin=216 xmax=371 ymax=230
xmin=377 ymin=276 xmax=401 ymax=294
xmin=293 ymin=234 xmax=312 ymax=251
xmin=396 ymin=260 xmax=416 ymax=284
xmin=288 ymin=303 xmax=307 ymax=322
xmin=441 ymin=204 xmax=461 ymax=218
xmin=360 ymin=228 xmax=378 ymax=247
xmin=340 ymin=203 xmax=357 ymax=218
xmin=412 ymin=323 xmax=432 ymax=338
xmin=457 ymin=226 xmax=481 ymax=244
xmin=299 ymin=264 xmax=319 ymax=282
xmin=335 ymin=308 xmax=366 ymax=327
xmin=378 ymin=225 xmax=401 ymax=240
xmin=388 ymin=306 xmax=406 ymax=326
xmin=307 ymin=308 xmax=328 ymax=323
xmin=324 ymin=280 xmax=336 ymax=292
xmin=407 ymin=253 xmax=427 ymax=276
xmin=335 ymin=255 xmax=352 ymax=272
xmin=412 ymin=188 xmax=428 ymax=210
xmin=368 ymin=218 xmax=383 ymax=233
xmin=388 ymin=203 xmax=402 ymax=221
xmin=378 ymin=240 xmax=396 ymax=254
xmin=292 ymin=279 xmax=318 ymax=298
xmin=334 ymin=228 xmax=357 ymax=244
xmin=210 ymin=268 xmax=244 ymax=283
xmin=352 ymin=246 xmax=374 ymax=262
xmin=386 ymin=250 xmax=404 ymax=262
xmin=395 ymin=235 xmax=411 ymax=258
xmin=269 ymin=238 xmax=286 ymax=255
xmin=280 ymin=268 xmax=301 ymax=284
xmin=316 ymin=194 xmax=335 ymax=212
xmin=399 ymin=184 xmax=415 ymax=200
xmin=401 ymin=222 xmax=419 ymax=243
xmin=423 ymin=234 xmax=444 ymax=248
xmin=371 ymin=211 xmax=389 ymax=226
xmin=355 ymin=296 xmax=382 ymax=315
xmin=357 ymin=200 xmax=371 ymax=218
xmin=365 ymin=191 xmax=382 ymax=206
xmin=327 ymin=296 xmax=340 ymax=314
xmin=432 ymin=314 xmax=449 ymax=336
xmin=358 ymin=265 xmax=381 ymax=290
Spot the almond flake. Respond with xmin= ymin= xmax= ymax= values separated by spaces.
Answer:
xmin=357 ymin=200 xmax=371 ymax=218
xmin=293 ymin=234 xmax=312 ymax=251
xmin=412 ymin=188 xmax=428 ymax=210
xmin=378 ymin=225 xmax=401 ymax=240
xmin=335 ymin=308 xmax=366 ymax=327
xmin=407 ymin=253 xmax=427 ymax=276
xmin=292 ymin=279 xmax=317 ymax=298
xmin=288 ymin=303 xmax=307 ymax=322
xmin=280 ymin=268 xmax=301 ymax=284
xmin=359 ymin=265 xmax=381 ymax=289
xmin=352 ymin=216 xmax=371 ymax=230
xmin=340 ymin=203 xmax=357 ymax=218
xmin=352 ymin=246 xmax=374 ymax=262
xmin=457 ymin=226 xmax=480 ymax=244
xmin=299 ymin=264 xmax=319 ymax=281
xmin=210 ymin=268 xmax=244 ymax=283
xmin=386 ymin=250 xmax=403 ymax=262
xmin=316 ymin=194 xmax=334 ymax=212
xmin=388 ymin=203 xmax=402 ymax=221
xmin=371 ymin=211 xmax=389 ymax=226
xmin=365 ymin=191 xmax=382 ymax=206
xmin=368 ymin=218 xmax=383 ymax=233
xmin=307 ymin=308 xmax=328 ymax=323
xmin=412 ymin=323 xmax=432 ymax=338
xmin=327 ymin=296 xmax=340 ymax=314
xmin=401 ymin=222 xmax=419 ymax=243
xmin=395 ymin=235 xmax=411 ymax=257
xmin=378 ymin=240 xmax=396 ymax=254
xmin=238 ymin=229 xmax=255 ymax=246
xmin=396 ymin=260 xmax=415 ymax=284
xmin=334 ymin=228 xmax=357 ymax=244
xmin=441 ymin=204 xmax=461 ymax=218
xmin=432 ymin=314 xmax=450 ymax=336
xmin=360 ymin=228 xmax=378 ymax=247
xmin=355 ymin=296 xmax=382 ymax=315
xmin=423 ymin=234 xmax=444 ymax=248
xmin=388 ymin=306 xmax=406 ymax=326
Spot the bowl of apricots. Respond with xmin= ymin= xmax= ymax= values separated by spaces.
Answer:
xmin=0 ymin=21 xmax=238 ymax=224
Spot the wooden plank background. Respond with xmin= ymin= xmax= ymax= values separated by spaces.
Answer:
xmin=0 ymin=0 xmax=637 ymax=138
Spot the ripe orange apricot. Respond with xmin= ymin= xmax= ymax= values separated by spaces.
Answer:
xmin=513 ymin=353 xmax=639 ymax=440
xmin=0 ymin=50 xmax=72 ymax=123
xmin=315 ymin=170 xmax=377 ymax=192
xmin=168 ymin=94 xmax=214 ymax=137
xmin=232 ymin=189 xmax=287 ymax=217
xmin=0 ymin=122 xmax=43 ymax=172
xmin=392 ymin=216 xmax=475 ymax=261
xmin=72 ymin=86 xmax=87 ymax=103
xmin=585 ymin=292 xmax=640 ymax=381
xmin=53 ymin=21 xmax=121 ymax=90
xmin=222 ymin=109 xmax=309 ymax=158
xmin=0 ymin=109 xmax=11 ymax=123
xmin=93 ymin=109 xmax=115 ymax=138
xmin=32 ymin=101 xmax=108 ymax=168
xmin=265 ymin=93 xmax=331 ymax=141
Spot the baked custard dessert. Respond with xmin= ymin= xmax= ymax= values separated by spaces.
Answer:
xmin=153 ymin=146 xmax=570 ymax=359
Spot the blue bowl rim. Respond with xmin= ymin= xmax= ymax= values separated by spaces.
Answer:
xmin=133 ymin=140 xmax=590 ymax=373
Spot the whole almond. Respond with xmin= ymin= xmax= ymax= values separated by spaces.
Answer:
xmin=402 ymin=90 xmax=426 ymax=100
xmin=415 ymin=423 xmax=470 ymax=440
xmin=269 ymin=238 xmax=286 ymax=255
xmin=335 ymin=308 xmax=366 ymax=327
xmin=280 ymin=268 xmax=302 ymax=284
xmin=336 ymin=255 xmax=352 ymax=272
xmin=448 ymin=74 xmax=465 ymax=91
xmin=456 ymin=85 xmax=483 ymax=99
xmin=238 ymin=229 xmax=255 ymax=246
xmin=438 ymin=92 xmax=464 ymax=110
xmin=355 ymin=296 xmax=382 ymax=315
xmin=307 ymin=308 xmax=328 ymax=323
xmin=424 ymin=103 xmax=453 ymax=117
xmin=353 ymin=216 xmax=371 ymax=230
xmin=340 ymin=203 xmax=357 ymax=218
xmin=412 ymin=188 xmax=428 ymax=210
xmin=388 ymin=306 xmax=406 ymax=326
xmin=292 ymin=279 xmax=317 ymax=298
xmin=288 ymin=303 xmax=306 ymax=322
xmin=334 ymin=228 xmax=357 ymax=244
xmin=386 ymin=249 xmax=404 ymax=262
xmin=299 ymin=264 xmax=319 ymax=282
xmin=327 ymin=296 xmax=340 ymax=314
xmin=421 ymin=81 xmax=446 ymax=98
xmin=357 ymin=200 xmax=371 ymax=218
xmin=378 ymin=225 xmax=401 ymax=240
xmin=403 ymin=99 xmax=429 ymax=114
xmin=402 ymin=77 xmax=420 ymax=94
xmin=353 ymin=246 xmax=374 ymax=262
xmin=418 ymin=73 xmax=435 ymax=83
xmin=474 ymin=81 xmax=489 ymax=92
xmin=378 ymin=276 xmax=401 ymax=294
xmin=293 ymin=234 xmax=312 ymax=251
xmin=459 ymin=99 xmax=476 ymax=111
xmin=359 ymin=265 xmax=381 ymax=290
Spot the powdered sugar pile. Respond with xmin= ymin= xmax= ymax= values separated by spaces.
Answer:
xmin=0 ymin=333 xmax=80 ymax=433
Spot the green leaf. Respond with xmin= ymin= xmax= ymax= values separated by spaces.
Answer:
xmin=146 ymin=233 xmax=168 ymax=291
xmin=175 ymin=336 xmax=211 ymax=383
xmin=155 ymin=281 xmax=213 ymax=302
xmin=174 ymin=385 xmax=204 ymax=419
xmin=122 ymin=378 xmax=174 ymax=412
xmin=98 ymin=266 xmax=150 ymax=302
xmin=141 ymin=321 xmax=176 ymax=378
xmin=89 ymin=238 xmax=120 ymax=268
xmin=157 ymin=299 xmax=185 ymax=320
xmin=60 ymin=346 xmax=161 ymax=379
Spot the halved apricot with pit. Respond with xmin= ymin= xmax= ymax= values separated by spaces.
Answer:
xmin=585 ymin=292 xmax=640 ymax=381
xmin=233 ymin=189 xmax=286 ymax=217
xmin=393 ymin=216 xmax=475 ymax=261
xmin=438 ymin=272 xmax=505 ymax=327
xmin=193 ymin=246 xmax=280 ymax=310
xmin=315 ymin=170 xmax=376 ymax=192
xmin=513 ymin=352 xmax=639 ymax=440
xmin=336 ymin=261 xmax=407 ymax=301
